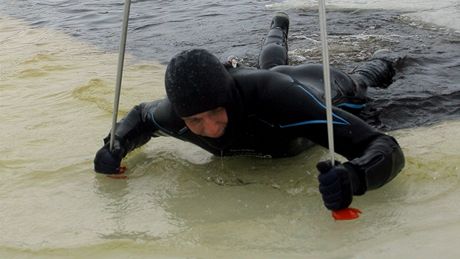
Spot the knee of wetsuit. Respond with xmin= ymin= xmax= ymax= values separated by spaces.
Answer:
xmin=258 ymin=43 xmax=288 ymax=69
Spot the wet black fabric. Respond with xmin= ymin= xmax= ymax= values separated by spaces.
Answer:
xmin=108 ymin=62 xmax=404 ymax=193
xmin=317 ymin=161 xmax=356 ymax=210
xmin=258 ymin=27 xmax=288 ymax=69
xmin=165 ymin=49 xmax=234 ymax=117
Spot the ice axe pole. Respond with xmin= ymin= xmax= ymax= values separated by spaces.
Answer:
xmin=110 ymin=0 xmax=132 ymax=151
xmin=318 ymin=0 xmax=361 ymax=220
xmin=318 ymin=0 xmax=335 ymax=164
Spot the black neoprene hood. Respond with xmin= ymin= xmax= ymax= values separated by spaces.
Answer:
xmin=165 ymin=49 xmax=234 ymax=117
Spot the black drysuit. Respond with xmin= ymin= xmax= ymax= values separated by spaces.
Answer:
xmin=102 ymin=26 xmax=404 ymax=195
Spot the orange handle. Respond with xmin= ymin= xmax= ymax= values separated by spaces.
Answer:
xmin=331 ymin=208 xmax=362 ymax=220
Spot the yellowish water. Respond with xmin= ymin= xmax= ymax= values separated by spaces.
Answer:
xmin=1 ymin=15 xmax=460 ymax=258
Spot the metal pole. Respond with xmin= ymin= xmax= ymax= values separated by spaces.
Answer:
xmin=318 ymin=0 xmax=335 ymax=163
xmin=110 ymin=0 xmax=131 ymax=151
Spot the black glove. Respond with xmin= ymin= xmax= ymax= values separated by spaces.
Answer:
xmin=316 ymin=161 xmax=363 ymax=211
xmin=94 ymin=139 xmax=125 ymax=174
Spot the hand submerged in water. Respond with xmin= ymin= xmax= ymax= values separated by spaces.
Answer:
xmin=94 ymin=140 xmax=126 ymax=175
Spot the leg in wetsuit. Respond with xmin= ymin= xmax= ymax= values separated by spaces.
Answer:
xmin=258 ymin=12 xmax=290 ymax=69
xmin=257 ymin=12 xmax=397 ymax=114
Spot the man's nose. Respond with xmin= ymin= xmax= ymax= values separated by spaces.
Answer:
xmin=203 ymin=118 xmax=221 ymax=136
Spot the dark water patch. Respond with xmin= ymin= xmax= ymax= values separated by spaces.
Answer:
xmin=0 ymin=0 xmax=275 ymax=63
xmin=361 ymin=90 xmax=460 ymax=130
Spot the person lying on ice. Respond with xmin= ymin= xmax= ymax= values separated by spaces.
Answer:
xmin=94 ymin=12 xmax=405 ymax=211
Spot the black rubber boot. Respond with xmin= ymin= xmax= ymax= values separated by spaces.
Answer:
xmin=270 ymin=11 xmax=290 ymax=40
xmin=351 ymin=49 xmax=405 ymax=89
xmin=371 ymin=49 xmax=406 ymax=69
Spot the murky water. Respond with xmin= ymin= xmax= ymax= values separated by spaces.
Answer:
xmin=1 ymin=0 xmax=459 ymax=258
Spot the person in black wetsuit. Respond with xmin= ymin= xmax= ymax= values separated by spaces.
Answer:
xmin=94 ymin=12 xmax=405 ymax=211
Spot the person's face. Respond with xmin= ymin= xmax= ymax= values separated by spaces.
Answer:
xmin=182 ymin=107 xmax=228 ymax=138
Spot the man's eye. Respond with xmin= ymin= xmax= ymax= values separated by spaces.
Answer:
xmin=188 ymin=118 xmax=200 ymax=124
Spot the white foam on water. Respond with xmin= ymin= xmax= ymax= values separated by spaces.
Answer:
xmin=267 ymin=0 xmax=460 ymax=30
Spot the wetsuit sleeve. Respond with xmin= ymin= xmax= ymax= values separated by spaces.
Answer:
xmin=261 ymin=78 xmax=405 ymax=194
xmin=296 ymin=108 xmax=404 ymax=194
xmin=346 ymin=133 xmax=405 ymax=193
xmin=103 ymin=100 xmax=162 ymax=158
xmin=310 ymin=105 xmax=405 ymax=194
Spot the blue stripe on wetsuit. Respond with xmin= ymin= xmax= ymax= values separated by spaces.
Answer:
xmin=336 ymin=103 xmax=366 ymax=109
xmin=279 ymin=84 xmax=350 ymax=128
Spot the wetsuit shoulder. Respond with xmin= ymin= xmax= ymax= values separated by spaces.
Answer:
xmin=229 ymin=68 xmax=295 ymax=111
xmin=148 ymin=98 xmax=188 ymax=136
